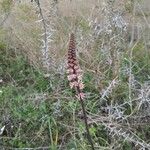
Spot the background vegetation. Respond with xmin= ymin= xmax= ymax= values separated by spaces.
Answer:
xmin=0 ymin=0 xmax=150 ymax=149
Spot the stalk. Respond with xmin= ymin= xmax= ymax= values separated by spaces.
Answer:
xmin=67 ymin=33 xmax=95 ymax=150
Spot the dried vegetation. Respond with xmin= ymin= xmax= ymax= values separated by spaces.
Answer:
xmin=0 ymin=0 xmax=150 ymax=149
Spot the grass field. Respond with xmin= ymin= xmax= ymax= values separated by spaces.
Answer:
xmin=0 ymin=0 xmax=150 ymax=149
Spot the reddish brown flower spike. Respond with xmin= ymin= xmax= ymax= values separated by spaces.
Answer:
xmin=67 ymin=33 xmax=85 ymax=100
xmin=67 ymin=33 xmax=95 ymax=150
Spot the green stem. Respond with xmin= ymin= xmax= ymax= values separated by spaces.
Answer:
xmin=79 ymin=97 xmax=95 ymax=150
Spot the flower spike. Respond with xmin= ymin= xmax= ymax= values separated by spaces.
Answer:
xmin=66 ymin=33 xmax=95 ymax=150
xmin=67 ymin=33 xmax=85 ymax=99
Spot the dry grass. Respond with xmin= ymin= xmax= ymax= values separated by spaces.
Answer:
xmin=0 ymin=0 xmax=150 ymax=149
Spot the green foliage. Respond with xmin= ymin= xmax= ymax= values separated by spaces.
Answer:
xmin=132 ymin=42 xmax=150 ymax=81
xmin=0 ymin=1 xmax=150 ymax=148
xmin=122 ymin=141 xmax=133 ymax=150
xmin=78 ymin=18 xmax=90 ymax=34
xmin=0 ymin=0 xmax=12 ymax=13
xmin=0 ymin=41 xmax=6 ymax=49
xmin=17 ymin=3 xmax=36 ymax=22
